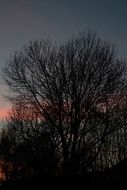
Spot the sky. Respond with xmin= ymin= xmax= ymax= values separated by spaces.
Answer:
xmin=0 ymin=0 xmax=127 ymax=119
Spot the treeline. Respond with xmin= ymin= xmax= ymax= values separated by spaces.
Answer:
xmin=0 ymin=31 xmax=127 ymax=179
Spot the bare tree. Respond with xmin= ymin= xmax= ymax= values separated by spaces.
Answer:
xmin=3 ymin=31 xmax=127 ymax=175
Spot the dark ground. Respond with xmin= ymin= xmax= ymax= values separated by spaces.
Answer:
xmin=1 ymin=159 xmax=127 ymax=190
xmin=1 ymin=173 xmax=127 ymax=190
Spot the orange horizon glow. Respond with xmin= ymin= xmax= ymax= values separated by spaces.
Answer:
xmin=0 ymin=108 xmax=9 ymax=120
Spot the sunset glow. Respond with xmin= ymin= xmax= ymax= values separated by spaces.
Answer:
xmin=0 ymin=108 xmax=9 ymax=120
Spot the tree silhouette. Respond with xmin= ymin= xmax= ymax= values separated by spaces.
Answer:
xmin=0 ymin=101 xmax=59 ymax=179
xmin=3 ymin=31 xmax=127 ymax=176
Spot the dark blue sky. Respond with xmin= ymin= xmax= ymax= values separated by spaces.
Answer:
xmin=0 ymin=0 xmax=127 ymax=116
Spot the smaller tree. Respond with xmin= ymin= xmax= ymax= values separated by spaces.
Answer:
xmin=0 ymin=101 xmax=59 ymax=179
